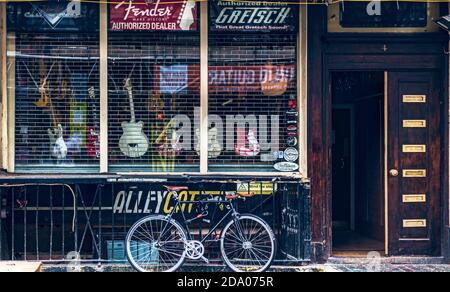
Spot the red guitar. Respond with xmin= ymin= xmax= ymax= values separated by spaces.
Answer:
xmin=86 ymin=86 xmax=100 ymax=159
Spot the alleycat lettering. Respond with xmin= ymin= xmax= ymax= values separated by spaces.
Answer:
xmin=113 ymin=190 xmax=223 ymax=214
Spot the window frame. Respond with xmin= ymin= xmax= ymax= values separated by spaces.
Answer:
xmin=1 ymin=2 xmax=308 ymax=178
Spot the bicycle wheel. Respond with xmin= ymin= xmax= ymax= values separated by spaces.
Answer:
xmin=221 ymin=214 xmax=276 ymax=272
xmin=126 ymin=215 xmax=187 ymax=272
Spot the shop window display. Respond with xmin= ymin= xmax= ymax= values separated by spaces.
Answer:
xmin=8 ymin=2 xmax=100 ymax=172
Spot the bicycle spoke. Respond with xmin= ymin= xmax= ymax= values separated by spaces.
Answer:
xmin=221 ymin=216 xmax=275 ymax=272
xmin=127 ymin=217 xmax=186 ymax=272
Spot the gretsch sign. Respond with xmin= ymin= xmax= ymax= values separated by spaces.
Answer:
xmin=110 ymin=0 xmax=198 ymax=31
xmin=209 ymin=0 xmax=298 ymax=32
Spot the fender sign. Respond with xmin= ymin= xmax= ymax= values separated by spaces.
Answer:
xmin=110 ymin=0 xmax=198 ymax=31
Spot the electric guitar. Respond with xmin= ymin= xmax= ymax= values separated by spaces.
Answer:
xmin=86 ymin=86 xmax=100 ymax=159
xmin=235 ymin=128 xmax=261 ymax=157
xmin=35 ymin=59 xmax=50 ymax=108
xmin=119 ymin=78 xmax=149 ymax=158
xmin=179 ymin=0 xmax=196 ymax=30
xmin=196 ymin=127 xmax=222 ymax=159
xmin=47 ymin=98 xmax=68 ymax=160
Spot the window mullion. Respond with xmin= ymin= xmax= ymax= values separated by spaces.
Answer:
xmin=100 ymin=3 xmax=108 ymax=173
xmin=200 ymin=2 xmax=208 ymax=174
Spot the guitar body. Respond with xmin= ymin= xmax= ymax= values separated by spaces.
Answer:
xmin=235 ymin=128 xmax=261 ymax=157
xmin=119 ymin=121 xmax=149 ymax=158
xmin=48 ymin=124 xmax=68 ymax=160
xmin=196 ymin=128 xmax=222 ymax=159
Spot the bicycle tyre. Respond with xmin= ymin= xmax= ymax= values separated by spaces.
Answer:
xmin=126 ymin=215 xmax=187 ymax=272
xmin=220 ymin=214 xmax=276 ymax=272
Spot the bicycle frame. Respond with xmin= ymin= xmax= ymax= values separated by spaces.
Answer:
xmin=161 ymin=192 xmax=240 ymax=245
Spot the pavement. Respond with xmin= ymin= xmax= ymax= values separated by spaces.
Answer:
xmin=40 ymin=262 xmax=450 ymax=272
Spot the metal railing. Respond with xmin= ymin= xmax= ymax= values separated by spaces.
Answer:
xmin=0 ymin=179 xmax=311 ymax=265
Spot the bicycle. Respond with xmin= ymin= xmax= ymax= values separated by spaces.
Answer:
xmin=125 ymin=185 xmax=277 ymax=272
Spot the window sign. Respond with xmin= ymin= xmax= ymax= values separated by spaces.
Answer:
xmin=110 ymin=0 xmax=198 ymax=31
xmin=7 ymin=1 xmax=99 ymax=32
xmin=209 ymin=0 xmax=298 ymax=33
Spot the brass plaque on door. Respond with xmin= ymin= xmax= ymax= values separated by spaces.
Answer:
xmin=403 ymin=120 xmax=427 ymax=128
xmin=403 ymin=219 xmax=427 ymax=228
xmin=403 ymin=169 xmax=427 ymax=178
xmin=402 ymin=145 xmax=426 ymax=153
xmin=402 ymin=194 xmax=426 ymax=203
xmin=403 ymin=95 xmax=427 ymax=103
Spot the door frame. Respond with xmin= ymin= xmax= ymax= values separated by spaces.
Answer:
xmin=332 ymin=104 xmax=356 ymax=232
xmin=312 ymin=33 xmax=449 ymax=260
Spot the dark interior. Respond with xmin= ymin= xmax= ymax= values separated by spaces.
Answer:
xmin=331 ymin=71 xmax=385 ymax=255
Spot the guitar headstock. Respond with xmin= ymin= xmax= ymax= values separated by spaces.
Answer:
xmin=124 ymin=78 xmax=132 ymax=91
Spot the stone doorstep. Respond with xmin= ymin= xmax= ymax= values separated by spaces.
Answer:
xmin=327 ymin=256 xmax=445 ymax=265
xmin=0 ymin=261 xmax=42 ymax=272
xmin=41 ymin=264 xmax=331 ymax=273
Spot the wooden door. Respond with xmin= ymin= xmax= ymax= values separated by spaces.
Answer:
xmin=387 ymin=71 xmax=441 ymax=256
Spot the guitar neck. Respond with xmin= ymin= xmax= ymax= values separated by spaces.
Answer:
xmin=88 ymin=88 xmax=100 ymax=132
xmin=127 ymin=88 xmax=136 ymax=123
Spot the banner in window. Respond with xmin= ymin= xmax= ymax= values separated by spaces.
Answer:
xmin=110 ymin=0 xmax=198 ymax=31
xmin=154 ymin=65 xmax=296 ymax=94
xmin=209 ymin=0 xmax=298 ymax=32
xmin=7 ymin=1 xmax=99 ymax=32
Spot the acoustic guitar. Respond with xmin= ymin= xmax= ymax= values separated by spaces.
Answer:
xmin=119 ymin=78 xmax=149 ymax=158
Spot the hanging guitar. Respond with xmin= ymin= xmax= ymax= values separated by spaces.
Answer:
xmin=195 ymin=127 xmax=222 ymax=159
xmin=235 ymin=127 xmax=261 ymax=157
xmin=153 ymin=74 xmax=200 ymax=158
xmin=35 ymin=60 xmax=56 ymax=108
xmin=47 ymin=97 xmax=68 ymax=160
xmin=86 ymin=86 xmax=100 ymax=159
xmin=156 ymin=119 xmax=183 ymax=158
xmin=119 ymin=78 xmax=149 ymax=158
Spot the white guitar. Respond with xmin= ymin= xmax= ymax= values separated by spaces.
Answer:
xmin=179 ymin=0 xmax=196 ymax=30
xmin=119 ymin=78 xmax=149 ymax=158
xmin=196 ymin=127 xmax=222 ymax=159
xmin=48 ymin=124 xmax=68 ymax=160
xmin=47 ymin=92 xmax=68 ymax=160
xmin=235 ymin=128 xmax=261 ymax=157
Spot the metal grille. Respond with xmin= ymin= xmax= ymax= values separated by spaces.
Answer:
xmin=13 ymin=33 xmax=100 ymax=172
xmin=108 ymin=33 xmax=200 ymax=172
xmin=0 ymin=181 xmax=311 ymax=265
xmin=208 ymin=33 xmax=298 ymax=172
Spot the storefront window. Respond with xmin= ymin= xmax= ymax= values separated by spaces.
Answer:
xmin=108 ymin=1 xmax=200 ymax=172
xmin=8 ymin=2 xmax=100 ymax=172
xmin=208 ymin=1 xmax=299 ymax=172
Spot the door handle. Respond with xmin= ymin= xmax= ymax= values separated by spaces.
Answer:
xmin=389 ymin=169 xmax=399 ymax=177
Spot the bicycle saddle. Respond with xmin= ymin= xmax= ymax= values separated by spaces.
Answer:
xmin=163 ymin=185 xmax=189 ymax=192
